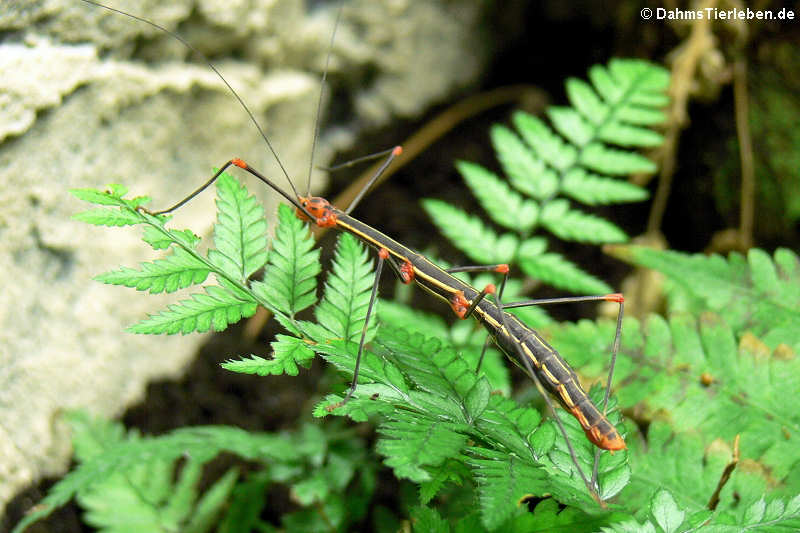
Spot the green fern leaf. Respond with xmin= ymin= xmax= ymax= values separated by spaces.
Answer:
xmin=128 ymin=285 xmax=257 ymax=334
xmin=291 ymin=473 xmax=330 ymax=505
xmin=466 ymin=448 xmax=552 ymax=530
xmin=11 ymin=420 xmax=298 ymax=533
xmin=183 ymin=468 xmax=239 ymax=533
xmin=377 ymin=298 xmax=512 ymax=394
xmin=424 ymin=58 xmax=665 ymax=305
xmin=597 ymin=120 xmax=664 ymax=148
xmin=377 ymin=299 xmax=450 ymax=341
xmin=216 ymin=473 xmax=270 ymax=533
xmin=561 ymin=168 xmax=648 ymax=205
xmin=650 ymin=489 xmax=685 ymax=533
xmin=418 ymin=459 xmax=471 ymax=505
xmin=579 ymin=142 xmax=657 ymax=175
xmin=473 ymin=388 xmax=628 ymax=509
xmin=315 ymin=233 xmax=377 ymax=343
xmin=71 ymin=185 xmax=153 ymax=212
xmin=70 ymin=186 xmax=131 ymax=207
xmin=222 ymin=335 xmax=315 ymax=376
xmin=409 ymin=506 xmax=451 ymax=533
xmin=491 ymin=123 xmax=561 ymax=198
xmin=161 ymin=461 xmax=205 ymax=528
xmin=510 ymin=112 xmax=577 ymax=173
xmin=210 ymin=172 xmax=269 ymax=281
xmin=142 ymin=226 xmax=201 ymax=250
xmin=610 ymin=246 xmax=800 ymax=350
xmin=552 ymin=310 xmax=800 ymax=521
xmin=374 ymin=327 xmax=479 ymax=406
xmin=254 ymin=203 xmax=320 ymax=316
xmin=94 ymin=248 xmax=210 ymax=293
xmin=564 ymin=78 xmax=608 ymax=128
xmin=588 ymin=59 xmax=670 ymax=113
xmin=421 ymin=199 xmax=518 ymax=264
xmin=546 ymin=106 xmax=594 ymax=147
xmin=376 ymin=413 xmax=469 ymax=482
xmin=504 ymin=498 xmax=610 ymax=532
xmin=540 ymin=199 xmax=628 ymax=243
xmin=517 ymin=238 xmax=612 ymax=293
xmin=457 ymin=160 xmax=539 ymax=232
xmin=72 ymin=207 xmax=143 ymax=227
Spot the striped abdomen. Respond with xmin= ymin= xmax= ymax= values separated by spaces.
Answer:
xmin=491 ymin=312 xmax=626 ymax=451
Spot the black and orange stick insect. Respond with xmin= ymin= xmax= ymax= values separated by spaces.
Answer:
xmin=80 ymin=0 xmax=627 ymax=504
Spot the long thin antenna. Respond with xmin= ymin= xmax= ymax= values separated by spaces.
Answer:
xmin=78 ymin=0 xmax=301 ymax=199
xmin=306 ymin=4 xmax=344 ymax=196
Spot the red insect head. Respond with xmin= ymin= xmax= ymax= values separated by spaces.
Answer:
xmin=296 ymin=196 xmax=338 ymax=228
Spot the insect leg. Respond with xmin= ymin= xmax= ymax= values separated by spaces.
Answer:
xmin=139 ymin=159 xmax=316 ymax=221
xmin=343 ymin=146 xmax=403 ymax=215
xmin=328 ymin=248 xmax=388 ymax=410
xmin=445 ymin=264 xmax=510 ymax=372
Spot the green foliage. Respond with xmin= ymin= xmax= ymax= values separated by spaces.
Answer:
xmin=549 ymin=247 xmax=800 ymax=531
xmin=252 ymin=202 xmax=320 ymax=318
xmin=44 ymin=171 xmax=800 ymax=533
xmin=423 ymin=58 xmax=668 ymax=299
xmin=12 ymin=412 xmax=373 ymax=533
xmin=609 ymin=246 xmax=800 ymax=351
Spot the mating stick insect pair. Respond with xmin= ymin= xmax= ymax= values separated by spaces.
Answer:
xmin=83 ymin=0 xmax=627 ymax=506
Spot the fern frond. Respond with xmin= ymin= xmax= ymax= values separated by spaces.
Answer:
xmin=210 ymin=172 xmax=269 ymax=281
xmin=561 ymin=168 xmax=649 ymax=205
xmin=71 ymin=184 xmax=138 ymax=206
xmin=549 ymin=306 xmax=800 ymax=527
xmin=375 ymin=326 xmax=482 ymax=405
xmin=183 ymin=468 xmax=240 ymax=533
xmin=587 ymin=59 xmax=670 ymax=118
xmin=128 ymin=285 xmax=257 ymax=334
xmin=491 ymin=123 xmax=560 ymax=198
xmin=610 ymin=246 xmax=800 ymax=350
xmin=94 ymin=248 xmax=210 ymax=293
xmin=376 ymin=413 xmax=469 ymax=482
xmin=540 ymin=199 xmax=627 ymax=243
xmin=418 ymin=459 xmax=472 ymax=505
xmin=457 ymin=160 xmax=539 ymax=233
xmin=466 ymin=448 xmax=553 ymax=530
xmin=254 ymin=204 xmax=320 ymax=317
xmin=72 ymin=207 xmax=144 ymax=227
xmin=142 ymin=226 xmax=200 ymax=250
xmin=12 ymin=414 xmax=295 ymax=533
xmin=222 ymin=335 xmax=314 ymax=376
xmin=517 ymin=238 xmax=612 ymax=294
xmin=421 ymin=199 xmax=519 ymax=264
xmin=424 ymin=58 xmax=665 ymax=302
xmin=579 ymin=143 xmax=656 ymax=175
xmin=315 ymin=233 xmax=377 ymax=343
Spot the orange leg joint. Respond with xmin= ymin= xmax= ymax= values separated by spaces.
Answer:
xmin=399 ymin=260 xmax=415 ymax=284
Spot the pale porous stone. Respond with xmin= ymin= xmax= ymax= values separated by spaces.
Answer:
xmin=0 ymin=0 xmax=487 ymax=510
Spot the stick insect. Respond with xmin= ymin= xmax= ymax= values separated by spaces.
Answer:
xmin=80 ymin=0 xmax=627 ymax=506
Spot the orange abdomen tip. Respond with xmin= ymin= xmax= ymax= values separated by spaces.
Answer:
xmin=392 ymin=145 xmax=403 ymax=156
xmin=495 ymin=264 xmax=510 ymax=274
xmin=590 ymin=430 xmax=627 ymax=451
xmin=378 ymin=248 xmax=390 ymax=259
xmin=485 ymin=284 xmax=496 ymax=294
xmin=605 ymin=293 xmax=624 ymax=303
xmin=232 ymin=158 xmax=247 ymax=168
